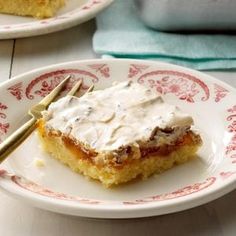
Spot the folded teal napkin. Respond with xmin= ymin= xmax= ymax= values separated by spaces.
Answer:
xmin=93 ymin=0 xmax=236 ymax=70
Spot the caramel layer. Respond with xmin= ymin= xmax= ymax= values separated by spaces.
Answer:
xmin=38 ymin=120 xmax=201 ymax=169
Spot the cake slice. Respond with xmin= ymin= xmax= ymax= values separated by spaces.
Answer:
xmin=37 ymin=81 xmax=202 ymax=187
xmin=0 ymin=0 xmax=65 ymax=18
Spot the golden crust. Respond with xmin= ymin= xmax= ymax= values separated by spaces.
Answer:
xmin=0 ymin=0 xmax=65 ymax=18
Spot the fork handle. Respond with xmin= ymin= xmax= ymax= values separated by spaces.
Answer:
xmin=0 ymin=117 xmax=37 ymax=164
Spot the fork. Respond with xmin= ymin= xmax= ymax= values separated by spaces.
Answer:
xmin=0 ymin=75 xmax=93 ymax=164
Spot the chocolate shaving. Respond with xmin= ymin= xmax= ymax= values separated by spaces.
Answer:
xmin=149 ymin=127 xmax=174 ymax=140
xmin=114 ymin=146 xmax=132 ymax=165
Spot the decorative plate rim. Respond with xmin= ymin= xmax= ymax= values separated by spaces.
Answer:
xmin=0 ymin=58 xmax=236 ymax=218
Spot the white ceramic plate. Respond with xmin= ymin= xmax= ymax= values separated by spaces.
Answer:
xmin=0 ymin=59 xmax=236 ymax=219
xmin=0 ymin=0 xmax=113 ymax=39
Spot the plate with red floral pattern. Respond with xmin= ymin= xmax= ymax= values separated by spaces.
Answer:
xmin=0 ymin=59 xmax=236 ymax=218
xmin=0 ymin=0 xmax=113 ymax=39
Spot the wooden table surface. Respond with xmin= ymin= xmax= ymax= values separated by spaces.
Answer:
xmin=0 ymin=20 xmax=236 ymax=236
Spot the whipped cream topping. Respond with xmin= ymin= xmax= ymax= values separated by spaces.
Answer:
xmin=43 ymin=81 xmax=193 ymax=152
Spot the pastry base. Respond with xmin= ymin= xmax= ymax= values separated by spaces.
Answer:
xmin=37 ymin=120 xmax=201 ymax=187
xmin=0 ymin=0 xmax=65 ymax=18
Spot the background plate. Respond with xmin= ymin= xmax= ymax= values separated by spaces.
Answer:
xmin=0 ymin=0 xmax=113 ymax=39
